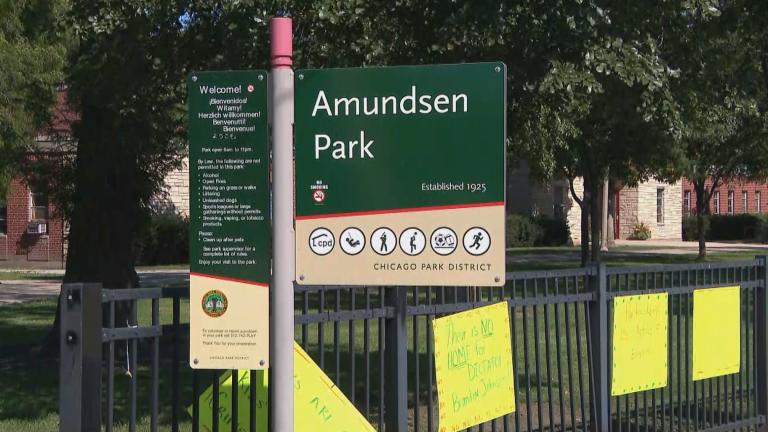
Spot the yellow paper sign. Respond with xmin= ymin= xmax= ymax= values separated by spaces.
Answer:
xmin=611 ymin=293 xmax=668 ymax=395
xmin=190 ymin=342 xmax=374 ymax=432
xmin=432 ymin=301 xmax=516 ymax=432
xmin=693 ymin=286 xmax=741 ymax=380
xmin=188 ymin=370 xmax=268 ymax=432
xmin=294 ymin=342 xmax=375 ymax=432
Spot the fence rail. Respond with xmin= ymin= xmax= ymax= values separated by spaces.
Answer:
xmin=58 ymin=259 xmax=768 ymax=431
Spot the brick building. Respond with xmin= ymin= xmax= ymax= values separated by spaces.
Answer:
xmin=509 ymin=163 xmax=682 ymax=243
xmin=681 ymin=179 xmax=768 ymax=215
xmin=0 ymin=91 xmax=75 ymax=267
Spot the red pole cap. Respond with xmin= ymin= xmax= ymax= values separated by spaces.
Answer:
xmin=270 ymin=17 xmax=293 ymax=68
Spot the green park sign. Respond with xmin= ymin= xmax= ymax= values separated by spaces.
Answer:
xmin=187 ymin=70 xmax=270 ymax=370
xmin=294 ymin=63 xmax=507 ymax=286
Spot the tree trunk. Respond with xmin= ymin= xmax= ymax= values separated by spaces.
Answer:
xmin=694 ymin=180 xmax=709 ymax=260
xmin=590 ymin=179 xmax=602 ymax=262
xmin=580 ymin=178 xmax=591 ymax=266
xmin=45 ymin=101 xmax=141 ymax=353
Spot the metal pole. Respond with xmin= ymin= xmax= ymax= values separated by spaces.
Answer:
xmin=59 ymin=283 xmax=102 ymax=432
xmin=270 ymin=14 xmax=294 ymax=432
xmin=384 ymin=288 xmax=409 ymax=431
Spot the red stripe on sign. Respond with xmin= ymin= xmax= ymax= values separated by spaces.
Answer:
xmin=296 ymin=201 xmax=505 ymax=220
xmin=190 ymin=272 xmax=269 ymax=288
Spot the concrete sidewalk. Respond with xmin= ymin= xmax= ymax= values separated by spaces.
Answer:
xmin=613 ymin=239 xmax=768 ymax=254
xmin=0 ymin=270 xmax=190 ymax=305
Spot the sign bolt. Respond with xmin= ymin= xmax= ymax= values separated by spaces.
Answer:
xmin=495 ymin=276 xmax=501 ymax=283
xmin=494 ymin=66 xmax=501 ymax=73
xmin=258 ymin=74 xmax=264 ymax=81
xmin=193 ymin=358 xmax=199 ymax=365
xmin=192 ymin=75 xmax=198 ymax=82
xmin=299 ymin=275 xmax=305 ymax=281
xmin=260 ymin=359 xmax=266 ymax=366
xmin=298 ymin=74 xmax=304 ymax=80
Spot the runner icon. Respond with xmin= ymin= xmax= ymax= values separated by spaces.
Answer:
xmin=462 ymin=227 xmax=491 ymax=256
xmin=470 ymin=231 xmax=484 ymax=250
xmin=371 ymin=228 xmax=396 ymax=256
xmin=399 ymin=228 xmax=426 ymax=256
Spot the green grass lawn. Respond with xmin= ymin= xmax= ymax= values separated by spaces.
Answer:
xmin=0 ymin=272 xmax=62 ymax=281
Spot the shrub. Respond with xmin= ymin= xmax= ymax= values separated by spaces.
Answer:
xmin=534 ymin=216 xmax=570 ymax=246
xmin=629 ymin=222 xmax=652 ymax=240
xmin=506 ymin=214 xmax=570 ymax=248
xmin=506 ymin=214 xmax=543 ymax=247
xmin=682 ymin=214 xmax=768 ymax=242
xmin=135 ymin=210 xmax=189 ymax=266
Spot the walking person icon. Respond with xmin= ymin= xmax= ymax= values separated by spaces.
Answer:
xmin=410 ymin=232 xmax=417 ymax=254
xmin=372 ymin=228 xmax=396 ymax=256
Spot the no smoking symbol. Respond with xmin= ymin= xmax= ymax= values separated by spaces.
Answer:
xmin=313 ymin=190 xmax=326 ymax=203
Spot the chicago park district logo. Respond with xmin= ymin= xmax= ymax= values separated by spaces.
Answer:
xmin=202 ymin=290 xmax=228 ymax=318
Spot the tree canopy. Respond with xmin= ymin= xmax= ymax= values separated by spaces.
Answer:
xmin=0 ymin=0 xmax=67 ymax=204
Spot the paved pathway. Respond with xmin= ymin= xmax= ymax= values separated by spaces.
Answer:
xmin=0 ymin=270 xmax=189 ymax=305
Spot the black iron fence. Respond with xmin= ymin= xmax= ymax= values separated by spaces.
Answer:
xmin=59 ymin=258 xmax=768 ymax=431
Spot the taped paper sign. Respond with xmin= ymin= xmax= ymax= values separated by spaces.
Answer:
xmin=611 ymin=293 xmax=668 ymax=395
xmin=191 ymin=342 xmax=375 ymax=432
xmin=189 ymin=370 xmax=268 ymax=432
xmin=432 ymin=301 xmax=516 ymax=432
xmin=294 ymin=342 xmax=376 ymax=432
xmin=693 ymin=286 xmax=741 ymax=381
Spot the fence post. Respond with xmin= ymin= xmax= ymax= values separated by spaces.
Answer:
xmin=384 ymin=287 xmax=408 ymax=431
xmin=588 ymin=263 xmax=609 ymax=432
xmin=59 ymin=283 xmax=102 ymax=432
xmin=756 ymin=256 xmax=768 ymax=431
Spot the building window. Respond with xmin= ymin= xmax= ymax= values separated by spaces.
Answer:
xmin=757 ymin=191 xmax=762 ymax=213
xmin=683 ymin=190 xmax=691 ymax=215
xmin=30 ymin=190 xmax=49 ymax=221
xmin=743 ymin=191 xmax=749 ymax=213
xmin=0 ymin=205 xmax=6 ymax=234
xmin=713 ymin=191 xmax=720 ymax=214
xmin=727 ymin=191 xmax=735 ymax=215
xmin=657 ymin=188 xmax=665 ymax=224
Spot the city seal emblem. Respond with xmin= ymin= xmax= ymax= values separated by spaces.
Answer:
xmin=202 ymin=290 xmax=228 ymax=318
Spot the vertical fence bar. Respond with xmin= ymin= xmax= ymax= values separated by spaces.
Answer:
xmin=151 ymin=298 xmax=160 ymax=432
xmin=172 ymin=296 xmax=181 ymax=432
xmin=756 ymin=256 xmax=768 ymax=431
xmin=588 ymin=264 xmax=609 ymax=432
xmin=107 ymin=300 xmax=115 ymax=432
xmin=384 ymin=287 xmax=408 ymax=431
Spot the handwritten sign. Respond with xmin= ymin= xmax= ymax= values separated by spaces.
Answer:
xmin=189 ymin=370 xmax=268 ymax=432
xmin=693 ymin=286 xmax=741 ymax=380
xmin=294 ymin=342 xmax=375 ymax=432
xmin=190 ymin=342 xmax=373 ymax=432
xmin=432 ymin=301 xmax=516 ymax=432
xmin=611 ymin=293 xmax=668 ymax=395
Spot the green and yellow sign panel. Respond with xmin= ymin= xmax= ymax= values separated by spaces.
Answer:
xmin=294 ymin=63 xmax=506 ymax=286
xmin=188 ymin=70 xmax=270 ymax=370
xmin=693 ymin=286 xmax=741 ymax=380
xmin=432 ymin=301 xmax=516 ymax=432
xmin=611 ymin=293 xmax=668 ymax=396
